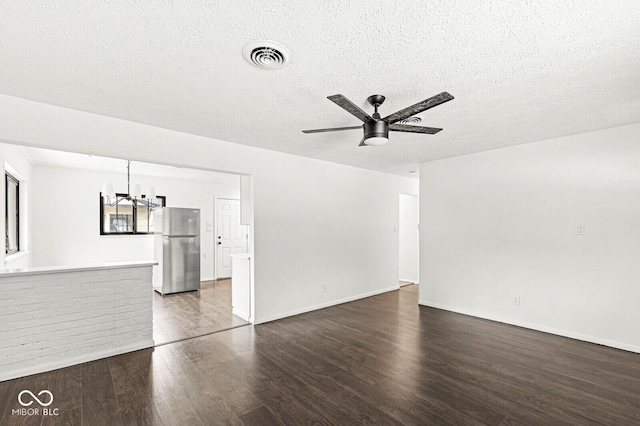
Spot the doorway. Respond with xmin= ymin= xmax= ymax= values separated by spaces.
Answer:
xmin=399 ymin=194 xmax=419 ymax=286
xmin=154 ymin=197 xmax=251 ymax=346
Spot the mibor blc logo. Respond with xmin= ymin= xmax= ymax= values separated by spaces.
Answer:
xmin=12 ymin=390 xmax=59 ymax=417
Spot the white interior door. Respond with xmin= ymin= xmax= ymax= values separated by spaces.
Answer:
xmin=216 ymin=199 xmax=247 ymax=279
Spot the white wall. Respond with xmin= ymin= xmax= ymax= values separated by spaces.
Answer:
xmin=0 ymin=94 xmax=418 ymax=324
xmin=399 ymin=193 xmax=419 ymax=283
xmin=30 ymin=164 xmax=239 ymax=280
xmin=419 ymin=122 xmax=640 ymax=353
xmin=0 ymin=144 xmax=33 ymax=268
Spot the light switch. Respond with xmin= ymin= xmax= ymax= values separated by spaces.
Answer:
xmin=576 ymin=224 xmax=585 ymax=235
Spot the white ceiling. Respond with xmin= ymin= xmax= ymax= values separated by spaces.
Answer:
xmin=18 ymin=145 xmax=241 ymax=185
xmin=1 ymin=1 xmax=639 ymax=177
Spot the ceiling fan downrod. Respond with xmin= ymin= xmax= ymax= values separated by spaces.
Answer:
xmin=367 ymin=94 xmax=386 ymax=119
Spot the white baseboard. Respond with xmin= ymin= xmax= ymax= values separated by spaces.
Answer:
xmin=255 ymin=285 xmax=400 ymax=325
xmin=399 ymin=278 xmax=419 ymax=284
xmin=0 ymin=339 xmax=155 ymax=382
xmin=419 ymin=300 xmax=640 ymax=354
xmin=232 ymin=308 xmax=251 ymax=323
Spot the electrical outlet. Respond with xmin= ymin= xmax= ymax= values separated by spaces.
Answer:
xmin=513 ymin=296 xmax=520 ymax=306
xmin=202 ymin=252 xmax=207 ymax=258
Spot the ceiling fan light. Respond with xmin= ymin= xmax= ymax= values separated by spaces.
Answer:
xmin=364 ymin=136 xmax=389 ymax=146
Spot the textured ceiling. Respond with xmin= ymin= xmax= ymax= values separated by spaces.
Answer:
xmin=1 ymin=1 xmax=639 ymax=177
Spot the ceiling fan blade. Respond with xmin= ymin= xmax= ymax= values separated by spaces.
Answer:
xmin=302 ymin=126 xmax=362 ymax=134
xmin=383 ymin=92 xmax=454 ymax=124
xmin=327 ymin=94 xmax=373 ymax=122
xmin=389 ymin=123 xmax=443 ymax=134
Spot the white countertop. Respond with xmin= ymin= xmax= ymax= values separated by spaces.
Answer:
xmin=0 ymin=261 xmax=158 ymax=277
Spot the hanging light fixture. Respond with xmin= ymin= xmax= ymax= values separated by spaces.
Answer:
xmin=101 ymin=160 xmax=157 ymax=207
xmin=101 ymin=182 xmax=115 ymax=198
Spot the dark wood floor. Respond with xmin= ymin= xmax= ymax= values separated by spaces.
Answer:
xmin=2 ymin=285 xmax=640 ymax=425
xmin=153 ymin=279 xmax=249 ymax=345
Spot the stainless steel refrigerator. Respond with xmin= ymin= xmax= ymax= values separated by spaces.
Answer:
xmin=153 ymin=207 xmax=201 ymax=295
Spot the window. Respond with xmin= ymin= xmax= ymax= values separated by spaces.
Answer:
xmin=100 ymin=193 xmax=165 ymax=235
xmin=5 ymin=172 xmax=19 ymax=254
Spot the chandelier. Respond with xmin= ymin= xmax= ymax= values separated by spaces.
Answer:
xmin=101 ymin=160 xmax=157 ymax=207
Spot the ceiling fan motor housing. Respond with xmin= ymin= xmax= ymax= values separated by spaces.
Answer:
xmin=364 ymin=119 xmax=389 ymax=140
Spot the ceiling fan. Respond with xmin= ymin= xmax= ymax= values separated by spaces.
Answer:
xmin=302 ymin=92 xmax=454 ymax=146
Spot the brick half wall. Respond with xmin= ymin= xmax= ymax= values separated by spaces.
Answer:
xmin=0 ymin=264 xmax=154 ymax=381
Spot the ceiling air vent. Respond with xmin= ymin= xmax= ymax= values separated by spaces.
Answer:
xmin=399 ymin=116 xmax=422 ymax=124
xmin=242 ymin=40 xmax=291 ymax=70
